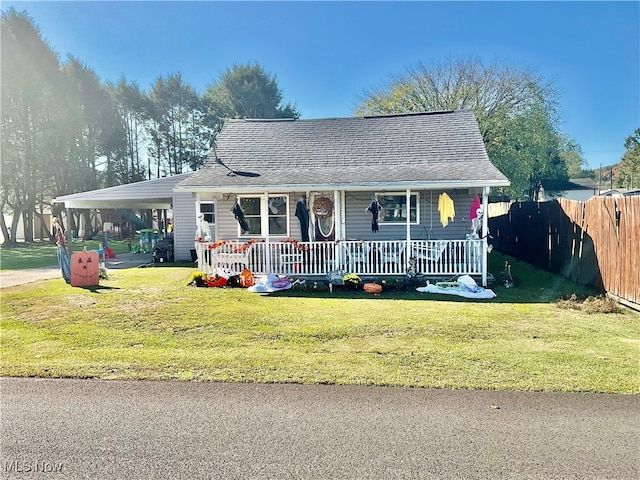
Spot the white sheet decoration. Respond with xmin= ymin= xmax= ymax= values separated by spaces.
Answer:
xmin=416 ymin=275 xmax=497 ymax=299
xmin=249 ymin=274 xmax=301 ymax=293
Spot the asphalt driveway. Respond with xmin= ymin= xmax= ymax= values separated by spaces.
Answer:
xmin=1 ymin=378 xmax=638 ymax=479
xmin=0 ymin=253 xmax=154 ymax=288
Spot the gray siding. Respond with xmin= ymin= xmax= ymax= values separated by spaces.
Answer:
xmin=173 ymin=192 xmax=197 ymax=261
xmin=204 ymin=189 xmax=482 ymax=244
xmin=215 ymin=192 xmax=307 ymax=240
xmin=344 ymin=190 xmax=479 ymax=241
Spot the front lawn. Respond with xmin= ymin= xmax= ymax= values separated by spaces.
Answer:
xmin=0 ymin=240 xmax=131 ymax=270
xmin=1 ymin=255 xmax=637 ymax=393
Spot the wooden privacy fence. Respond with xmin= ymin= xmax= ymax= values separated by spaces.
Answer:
xmin=489 ymin=197 xmax=639 ymax=307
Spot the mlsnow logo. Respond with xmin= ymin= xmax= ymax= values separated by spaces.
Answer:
xmin=2 ymin=459 xmax=64 ymax=473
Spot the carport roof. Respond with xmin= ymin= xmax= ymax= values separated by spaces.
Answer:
xmin=54 ymin=173 xmax=193 ymax=209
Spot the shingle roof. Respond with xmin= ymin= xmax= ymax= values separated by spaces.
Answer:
xmin=177 ymin=110 xmax=509 ymax=192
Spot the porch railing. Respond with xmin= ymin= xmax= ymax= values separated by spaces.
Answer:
xmin=194 ymin=239 xmax=484 ymax=278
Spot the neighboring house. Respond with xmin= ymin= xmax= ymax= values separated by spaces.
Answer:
xmin=541 ymin=178 xmax=600 ymax=202
xmin=2 ymin=205 xmax=52 ymax=244
xmin=176 ymin=110 xmax=509 ymax=285
xmin=599 ymin=188 xmax=640 ymax=197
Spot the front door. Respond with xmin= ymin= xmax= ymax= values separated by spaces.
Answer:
xmin=310 ymin=193 xmax=335 ymax=241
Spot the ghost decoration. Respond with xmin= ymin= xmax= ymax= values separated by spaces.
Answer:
xmin=195 ymin=214 xmax=212 ymax=242
xmin=70 ymin=250 xmax=100 ymax=287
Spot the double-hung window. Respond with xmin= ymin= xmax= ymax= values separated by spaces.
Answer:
xmin=239 ymin=195 xmax=289 ymax=236
xmin=379 ymin=193 xmax=419 ymax=224
xmin=198 ymin=201 xmax=215 ymax=226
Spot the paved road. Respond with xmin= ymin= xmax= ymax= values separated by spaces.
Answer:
xmin=1 ymin=378 xmax=638 ymax=479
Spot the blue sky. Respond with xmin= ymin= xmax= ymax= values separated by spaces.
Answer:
xmin=4 ymin=1 xmax=639 ymax=169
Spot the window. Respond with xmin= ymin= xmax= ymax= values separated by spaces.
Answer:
xmin=240 ymin=197 xmax=261 ymax=235
xmin=198 ymin=201 xmax=215 ymax=225
xmin=239 ymin=195 xmax=289 ymax=236
xmin=379 ymin=193 xmax=419 ymax=224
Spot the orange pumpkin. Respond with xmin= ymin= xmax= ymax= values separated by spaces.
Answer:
xmin=363 ymin=283 xmax=383 ymax=294
xmin=239 ymin=269 xmax=255 ymax=288
xmin=70 ymin=250 xmax=100 ymax=287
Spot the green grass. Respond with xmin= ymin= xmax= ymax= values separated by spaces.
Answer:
xmin=1 ymin=253 xmax=638 ymax=393
xmin=0 ymin=240 xmax=131 ymax=270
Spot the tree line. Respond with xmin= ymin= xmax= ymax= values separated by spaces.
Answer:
xmin=1 ymin=9 xmax=298 ymax=243
xmin=4 ymin=8 xmax=635 ymax=246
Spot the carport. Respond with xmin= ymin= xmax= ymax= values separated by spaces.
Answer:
xmin=54 ymin=173 xmax=197 ymax=260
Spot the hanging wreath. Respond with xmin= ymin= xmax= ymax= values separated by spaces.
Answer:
xmin=312 ymin=196 xmax=334 ymax=217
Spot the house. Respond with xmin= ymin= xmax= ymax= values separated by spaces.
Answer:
xmin=175 ymin=110 xmax=509 ymax=286
xmin=540 ymin=178 xmax=600 ymax=202
xmin=599 ymin=188 xmax=640 ymax=197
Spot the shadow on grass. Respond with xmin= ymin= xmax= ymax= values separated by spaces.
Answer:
xmin=265 ymin=252 xmax=601 ymax=304
xmin=78 ymin=285 xmax=121 ymax=293
xmin=267 ymin=284 xmax=598 ymax=304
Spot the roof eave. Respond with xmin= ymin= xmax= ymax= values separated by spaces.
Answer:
xmin=174 ymin=179 xmax=510 ymax=194
xmin=54 ymin=199 xmax=173 ymax=209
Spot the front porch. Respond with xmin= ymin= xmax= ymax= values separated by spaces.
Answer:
xmin=195 ymin=238 xmax=487 ymax=283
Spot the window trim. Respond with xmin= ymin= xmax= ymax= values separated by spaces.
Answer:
xmin=237 ymin=194 xmax=290 ymax=237
xmin=377 ymin=192 xmax=420 ymax=225
xmin=198 ymin=200 xmax=216 ymax=227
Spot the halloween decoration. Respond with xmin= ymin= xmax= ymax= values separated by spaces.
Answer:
xmin=248 ymin=274 xmax=299 ymax=293
xmin=239 ymin=269 xmax=255 ymax=288
xmin=363 ymin=283 xmax=383 ymax=294
xmin=469 ymin=195 xmax=481 ymax=224
xmin=206 ymin=275 xmax=228 ymax=288
xmin=70 ymin=250 xmax=100 ymax=287
xmin=232 ymin=200 xmax=250 ymax=233
xmin=366 ymin=196 xmax=383 ymax=233
xmin=416 ymin=275 xmax=497 ymax=299
xmin=438 ymin=193 xmax=455 ymax=227
xmin=195 ymin=213 xmax=212 ymax=242
xmin=295 ymin=197 xmax=310 ymax=242
xmin=471 ymin=207 xmax=484 ymax=238
xmin=502 ymin=261 xmax=515 ymax=288
xmin=312 ymin=194 xmax=335 ymax=241
xmin=52 ymin=217 xmax=71 ymax=284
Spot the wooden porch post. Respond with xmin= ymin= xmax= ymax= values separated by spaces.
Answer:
xmin=481 ymin=186 xmax=490 ymax=286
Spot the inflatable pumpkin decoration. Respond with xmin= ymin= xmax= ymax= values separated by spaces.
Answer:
xmin=363 ymin=282 xmax=383 ymax=294
xmin=70 ymin=250 xmax=100 ymax=287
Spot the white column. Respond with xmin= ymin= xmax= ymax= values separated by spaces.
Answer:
xmin=263 ymin=191 xmax=271 ymax=273
xmin=482 ymin=186 xmax=490 ymax=287
xmin=333 ymin=190 xmax=342 ymax=240
xmin=405 ymin=189 xmax=411 ymax=270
